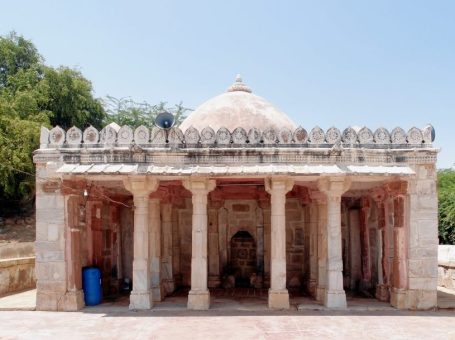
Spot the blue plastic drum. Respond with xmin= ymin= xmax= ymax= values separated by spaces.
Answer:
xmin=82 ymin=267 xmax=102 ymax=306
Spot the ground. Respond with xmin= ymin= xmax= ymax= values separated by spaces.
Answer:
xmin=0 ymin=308 xmax=454 ymax=339
xmin=0 ymin=289 xmax=454 ymax=339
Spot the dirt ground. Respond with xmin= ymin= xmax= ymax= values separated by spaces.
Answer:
xmin=0 ymin=218 xmax=35 ymax=244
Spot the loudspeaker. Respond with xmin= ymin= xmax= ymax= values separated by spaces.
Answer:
xmin=155 ymin=111 xmax=175 ymax=129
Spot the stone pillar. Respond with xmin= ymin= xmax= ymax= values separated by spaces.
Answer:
xmin=123 ymin=176 xmax=159 ymax=310
xmin=208 ymin=200 xmax=222 ymax=288
xmin=64 ymin=194 xmax=85 ymax=311
xmin=359 ymin=197 xmax=372 ymax=291
xmin=258 ymin=193 xmax=271 ymax=287
xmin=305 ymin=202 xmax=317 ymax=297
xmin=371 ymin=188 xmax=390 ymax=302
xmin=218 ymin=207 xmax=228 ymax=277
xmin=406 ymin=165 xmax=438 ymax=310
xmin=161 ymin=201 xmax=174 ymax=295
xmin=310 ymin=191 xmax=327 ymax=303
xmin=255 ymin=206 xmax=265 ymax=287
xmin=318 ymin=177 xmax=350 ymax=309
xmin=183 ymin=178 xmax=216 ymax=310
xmin=386 ymin=181 xmax=408 ymax=309
xmin=149 ymin=198 xmax=163 ymax=301
xmin=35 ymin=164 xmax=75 ymax=311
xmin=265 ymin=177 xmax=294 ymax=309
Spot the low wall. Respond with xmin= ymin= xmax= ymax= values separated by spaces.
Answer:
xmin=0 ymin=256 xmax=36 ymax=296
xmin=438 ymin=245 xmax=455 ymax=290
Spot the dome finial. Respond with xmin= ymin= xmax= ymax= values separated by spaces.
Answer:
xmin=227 ymin=74 xmax=252 ymax=93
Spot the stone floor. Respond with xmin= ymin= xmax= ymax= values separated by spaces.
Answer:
xmin=0 ymin=288 xmax=454 ymax=339
xmin=0 ymin=307 xmax=454 ymax=339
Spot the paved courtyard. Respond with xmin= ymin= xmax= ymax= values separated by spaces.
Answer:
xmin=0 ymin=288 xmax=454 ymax=339
xmin=0 ymin=308 xmax=454 ymax=339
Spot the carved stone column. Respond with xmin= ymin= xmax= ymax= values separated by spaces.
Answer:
xmin=359 ymin=197 xmax=372 ymax=291
xmin=311 ymin=191 xmax=327 ymax=303
xmin=161 ymin=200 xmax=174 ymax=296
xmin=386 ymin=181 xmax=408 ymax=309
xmin=371 ymin=187 xmax=390 ymax=302
xmin=318 ymin=177 xmax=350 ymax=309
xmin=208 ymin=199 xmax=222 ymax=288
xmin=265 ymin=177 xmax=294 ymax=309
xmin=183 ymin=178 xmax=216 ymax=310
xmin=124 ymin=176 xmax=159 ymax=310
xmin=307 ymin=199 xmax=319 ymax=297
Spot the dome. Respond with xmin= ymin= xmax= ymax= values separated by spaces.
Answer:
xmin=179 ymin=75 xmax=296 ymax=132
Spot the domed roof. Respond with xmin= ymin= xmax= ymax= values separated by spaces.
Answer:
xmin=179 ymin=75 xmax=296 ymax=132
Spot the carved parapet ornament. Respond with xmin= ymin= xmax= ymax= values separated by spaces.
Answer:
xmin=37 ymin=124 xmax=435 ymax=149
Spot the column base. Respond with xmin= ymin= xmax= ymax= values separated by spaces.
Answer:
xmin=151 ymin=285 xmax=164 ymax=302
xmin=324 ymin=290 xmax=347 ymax=309
xmin=375 ymin=284 xmax=390 ymax=302
xmin=129 ymin=290 xmax=153 ymax=310
xmin=268 ymin=289 xmax=290 ymax=309
xmin=316 ymin=287 xmax=325 ymax=302
xmin=187 ymin=290 xmax=210 ymax=310
xmin=63 ymin=290 xmax=85 ymax=311
xmin=390 ymin=288 xmax=408 ymax=309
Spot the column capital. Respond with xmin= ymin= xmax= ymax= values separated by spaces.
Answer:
xmin=123 ymin=176 xmax=159 ymax=196
xmin=309 ymin=190 xmax=327 ymax=205
xmin=385 ymin=181 xmax=408 ymax=198
xmin=264 ymin=177 xmax=294 ymax=195
xmin=182 ymin=177 xmax=216 ymax=195
xmin=370 ymin=187 xmax=388 ymax=204
xmin=317 ymin=177 xmax=351 ymax=197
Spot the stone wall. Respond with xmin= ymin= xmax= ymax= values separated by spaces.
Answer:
xmin=0 ymin=257 xmax=36 ymax=296
xmin=438 ymin=245 xmax=455 ymax=290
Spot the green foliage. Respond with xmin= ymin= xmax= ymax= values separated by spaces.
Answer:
xmin=104 ymin=95 xmax=190 ymax=128
xmin=0 ymin=32 xmax=105 ymax=205
xmin=438 ymin=169 xmax=455 ymax=245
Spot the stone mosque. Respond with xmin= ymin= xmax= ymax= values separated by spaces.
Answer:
xmin=33 ymin=75 xmax=439 ymax=311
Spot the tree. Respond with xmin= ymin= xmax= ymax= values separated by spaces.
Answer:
xmin=438 ymin=169 xmax=455 ymax=245
xmin=0 ymin=32 xmax=105 ymax=208
xmin=103 ymin=95 xmax=190 ymax=128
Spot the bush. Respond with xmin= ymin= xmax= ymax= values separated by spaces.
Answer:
xmin=438 ymin=169 xmax=455 ymax=244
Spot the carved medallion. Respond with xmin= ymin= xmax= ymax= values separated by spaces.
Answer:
xmin=49 ymin=126 xmax=65 ymax=145
xmin=199 ymin=127 xmax=215 ymax=145
xmin=407 ymin=127 xmax=423 ymax=144
xmin=168 ymin=127 xmax=184 ymax=145
xmin=342 ymin=127 xmax=357 ymax=144
xmin=248 ymin=128 xmax=261 ymax=144
xmin=326 ymin=127 xmax=341 ymax=144
xmin=391 ymin=127 xmax=407 ymax=144
xmin=309 ymin=126 xmax=325 ymax=144
xmin=374 ymin=127 xmax=390 ymax=144
xmin=215 ymin=127 xmax=230 ymax=145
xmin=83 ymin=126 xmax=99 ymax=145
xmin=358 ymin=127 xmax=374 ymax=144
xmin=278 ymin=128 xmax=293 ymax=144
xmin=117 ymin=125 xmax=133 ymax=144
xmin=134 ymin=125 xmax=149 ymax=144
xmin=231 ymin=127 xmax=247 ymax=144
xmin=66 ymin=126 xmax=82 ymax=145
xmin=293 ymin=127 xmax=308 ymax=144
xmin=184 ymin=126 xmax=200 ymax=144
xmin=150 ymin=127 xmax=166 ymax=145
xmin=262 ymin=127 xmax=277 ymax=144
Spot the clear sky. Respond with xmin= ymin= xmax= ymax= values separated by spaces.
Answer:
xmin=1 ymin=0 xmax=454 ymax=168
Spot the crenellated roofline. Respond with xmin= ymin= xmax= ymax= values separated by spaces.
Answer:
xmin=38 ymin=124 xmax=435 ymax=150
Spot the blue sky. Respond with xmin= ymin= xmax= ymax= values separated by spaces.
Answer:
xmin=1 ymin=0 xmax=454 ymax=168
